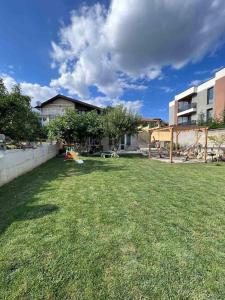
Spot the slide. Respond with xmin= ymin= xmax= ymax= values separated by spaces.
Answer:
xmin=69 ymin=151 xmax=84 ymax=164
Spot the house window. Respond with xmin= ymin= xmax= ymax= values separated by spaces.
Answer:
xmin=120 ymin=134 xmax=132 ymax=149
xmin=119 ymin=135 xmax=124 ymax=150
xmin=207 ymin=87 xmax=214 ymax=105
xmin=206 ymin=108 xmax=213 ymax=121
xmin=126 ymin=134 xmax=131 ymax=146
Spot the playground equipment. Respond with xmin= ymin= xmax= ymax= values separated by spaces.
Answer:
xmin=65 ymin=147 xmax=84 ymax=164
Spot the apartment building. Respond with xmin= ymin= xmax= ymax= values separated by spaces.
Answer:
xmin=169 ymin=68 xmax=225 ymax=125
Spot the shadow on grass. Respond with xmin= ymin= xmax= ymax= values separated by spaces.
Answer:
xmin=0 ymin=156 xmax=126 ymax=235
xmin=63 ymin=157 xmax=127 ymax=176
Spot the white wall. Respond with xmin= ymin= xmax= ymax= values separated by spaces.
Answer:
xmin=0 ymin=143 xmax=59 ymax=187
xmin=177 ymin=128 xmax=225 ymax=148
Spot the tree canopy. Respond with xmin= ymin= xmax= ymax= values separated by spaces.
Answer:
xmin=103 ymin=105 xmax=141 ymax=150
xmin=47 ymin=109 xmax=104 ymax=149
xmin=0 ymin=79 xmax=43 ymax=141
xmin=47 ymin=105 xmax=141 ymax=151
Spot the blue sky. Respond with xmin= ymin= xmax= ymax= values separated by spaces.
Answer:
xmin=1 ymin=0 xmax=225 ymax=121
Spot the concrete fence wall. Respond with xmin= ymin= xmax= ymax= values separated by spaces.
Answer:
xmin=178 ymin=128 xmax=225 ymax=148
xmin=0 ymin=143 xmax=59 ymax=187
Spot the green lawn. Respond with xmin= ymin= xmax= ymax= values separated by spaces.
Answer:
xmin=1 ymin=157 xmax=225 ymax=299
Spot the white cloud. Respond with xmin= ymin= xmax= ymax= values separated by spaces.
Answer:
xmin=112 ymin=98 xmax=143 ymax=114
xmin=2 ymin=0 xmax=225 ymax=114
xmin=189 ymin=80 xmax=203 ymax=87
xmin=119 ymin=79 xmax=148 ymax=91
xmin=21 ymin=82 xmax=58 ymax=106
xmin=159 ymin=86 xmax=174 ymax=93
xmin=84 ymin=96 xmax=143 ymax=114
xmin=51 ymin=0 xmax=225 ymax=99
xmin=1 ymin=74 xmax=58 ymax=106
xmin=1 ymin=73 xmax=17 ymax=91
xmin=105 ymin=0 xmax=225 ymax=71
xmin=194 ymin=70 xmax=210 ymax=75
xmin=211 ymin=66 xmax=224 ymax=74
xmin=1 ymin=73 xmax=143 ymax=113
xmin=189 ymin=77 xmax=211 ymax=87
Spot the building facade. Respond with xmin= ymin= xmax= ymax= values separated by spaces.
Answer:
xmin=169 ymin=68 xmax=225 ymax=125
xmin=35 ymin=94 xmax=101 ymax=125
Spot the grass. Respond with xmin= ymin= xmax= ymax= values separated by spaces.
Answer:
xmin=1 ymin=156 xmax=225 ymax=299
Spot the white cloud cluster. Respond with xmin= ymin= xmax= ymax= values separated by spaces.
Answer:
xmin=1 ymin=74 xmax=57 ymax=106
xmin=84 ymin=96 xmax=143 ymax=113
xmin=1 ymin=73 xmax=142 ymax=113
xmin=50 ymin=4 xmax=120 ymax=98
xmin=2 ymin=0 xmax=225 ymax=113
xmin=51 ymin=0 xmax=225 ymax=100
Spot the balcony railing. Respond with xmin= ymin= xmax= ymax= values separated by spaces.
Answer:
xmin=178 ymin=102 xmax=197 ymax=113
xmin=177 ymin=120 xmax=197 ymax=126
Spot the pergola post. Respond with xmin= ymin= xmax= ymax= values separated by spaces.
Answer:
xmin=175 ymin=131 xmax=180 ymax=151
xmin=169 ymin=127 xmax=174 ymax=163
xmin=148 ymin=131 xmax=152 ymax=159
xmin=204 ymin=128 xmax=208 ymax=163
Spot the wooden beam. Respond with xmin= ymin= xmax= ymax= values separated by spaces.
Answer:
xmin=204 ymin=128 xmax=208 ymax=163
xmin=170 ymin=127 xmax=174 ymax=163
xmin=175 ymin=131 xmax=181 ymax=151
xmin=149 ymin=125 xmax=208 ymax=134
xmin=148 ymin=131 xmax=152 ymax=159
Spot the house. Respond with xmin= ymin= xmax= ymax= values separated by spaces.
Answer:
xmin=102 ymin=118 xmax=167 ymax=152
xmin=140 ymin=118 xmax=168 ymax=128
xmin=169 ymin=67 xmax=225 ymax=125
xmin=35 ymin=94 xmax=101 ymax=125
xmin=35 ymin=94 xmax=164 ymax=152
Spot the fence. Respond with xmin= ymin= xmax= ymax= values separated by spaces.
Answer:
xmin=0 ymin=143 xmax=59 ymax=187
xmin=177 ymin=128 xmax=225 ymax=147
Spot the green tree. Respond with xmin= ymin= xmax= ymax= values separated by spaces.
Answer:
xmin=103 ymin=105 xmax=141 ymax=151
xmin=197 ymin=112 xmax=206 ymax=126
xmin=47 ymin=109 xmax=104 ymax=150
xmin=0 ymin=80 xmax=43 ymax=141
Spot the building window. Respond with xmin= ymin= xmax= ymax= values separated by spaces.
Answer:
xmin=126 ymin=134 xmax=131 ymax=146
xmin=78 ymin=109 xmax=86 ymax=114
xmin=120 ymin=135 xmax=125 ymax=150
xmin=177 ymin=116 xmax=195 ymax=125
xmin=120 ymin=134 xmax=132 ymax=149
xmin=207 ymin=87 xmax=214 ymax=105
xmin=178 ymin=116 xmax=188 ymax=124
xmin=206 ymin=108 xmax=213 ymax=121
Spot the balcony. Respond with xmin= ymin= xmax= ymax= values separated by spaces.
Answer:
xmin=178 ymin=102 xmax=197 ymax=113
xmin=177 ymin=103 xmax=197 ymax=117
xmin=175 ymin=86 xmax=197 ymax=101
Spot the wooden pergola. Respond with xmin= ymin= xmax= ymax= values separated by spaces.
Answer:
xmin=148 ymin=125 xmax=209 ymax=163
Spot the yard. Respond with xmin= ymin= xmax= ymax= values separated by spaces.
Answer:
xmin=1 ymin=156 xmax=225 ymax=299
